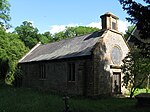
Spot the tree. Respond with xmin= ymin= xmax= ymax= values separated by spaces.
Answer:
xmin=124 ymin=25 xmax=135 ymax=40
xmin=122 ymin=47 xmax=150 ymax=98
xmin=119 ymin=0 xmax=150 ymax=97
xmin=119 ymin=0 xmax=150 ymax=58
xmin=53 ymin=31 xmax=66 ymax=41
xmin=119 ymin=0 xmax=150 ymax=39
xmin=0 ymin=0 xmax=11 ymax=28
xmin=0 ymin=27 xmax=28 ymax=83
xmin=39 ymin=31 xmax=53 ymax=43
xmin=14 ymin=21 xmax=39 ymax=49
xmin=15 ymin=21 xmax=54 ymax=48
xmin=53 ymin=26 xmax=99 ymax=41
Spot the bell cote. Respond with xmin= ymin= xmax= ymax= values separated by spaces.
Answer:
xmin=100 ymin=12 xmax=119 ymax=31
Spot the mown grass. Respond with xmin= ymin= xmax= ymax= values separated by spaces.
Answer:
xmin=0 ymin=84 xmax=150 ymax=112
xmin=134 ymin=88 xmax=150 ymax=96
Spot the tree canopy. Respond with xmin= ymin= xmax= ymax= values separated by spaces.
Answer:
xmin=124 ymin=25 xmax=135 ymax=40
xmin=120 ymin=0 xmax=150 ymax=96
xmin=14 ymin=21 xmax=40 ymax=49
xmin=0 ymin=27 xmax=28 ymax=82
xmin=122 ymin=47 xmax=150 ymax=98
xmin=119 ymin=0 xmax=150 ymax=40
xmin=0 ymin=0 xmax=11 ymax=28
xmin=53 ymin=26 xmax=99 ymax=41
xmin=119 ymin=0 xmax=150 ymax=58
xmin=14 ymin=21 xmax=53 ymax=49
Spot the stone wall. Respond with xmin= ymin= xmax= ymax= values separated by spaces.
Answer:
xmin=92 ymin=30 xmax=129 ymax=95
xmin=20 ymin=30 xmax=129 ymax=96
xmin=21 ymin=57 xmax=93 ymax=96
xmin=93 ymin=39 xmax=112 ymax=95
xmin=104 ymin=30 xmax=129 ymax=94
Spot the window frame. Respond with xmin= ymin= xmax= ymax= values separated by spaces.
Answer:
xmin=39 ymin=63 xmax=46 ymax=80
xmin=68 ymin=63 xmax=76 ymax=82
xmin=112 ymin=21 xmax=117 ymax=30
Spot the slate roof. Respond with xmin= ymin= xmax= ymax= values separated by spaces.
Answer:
xmin=19 ymin=30 xmax=106 ymax=63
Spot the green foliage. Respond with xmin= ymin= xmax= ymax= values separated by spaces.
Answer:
xmin=124 ymin=25 xmax=135 ymax=40
xmin=120 ymin=0 xmax=150 ymax=98
xmin=39 ymin=31 xmax=54 ymax=43
xmin=53 ymin=26 xmax=99 ymax=41
xmin=0 ymin=0 xmax=11 ymax=28
xmin=0 ymin=27 xmax=28 ymax=83
xmin=15 ymin=21 xmax=53 ymax=48
xmin=15 ymin=22 xmax=99 ymax=48
xmin=119 ymin=0 xmax=150 ymax=40
xmin=122 ymin=47 xmax=150 ymax=98
xmin=119 ymin=0 xmax=150 ymax=58
xmin=15 ymin=21 xmax=39 ymax=49
xmin=134 ymin=88 xmax=150 ymax=96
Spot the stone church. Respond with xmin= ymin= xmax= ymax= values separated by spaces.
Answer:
xmin=19 ymin=12 xmax=129 ymax=96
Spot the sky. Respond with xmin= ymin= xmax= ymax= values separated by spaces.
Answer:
xmin=9 ymin=0 xmax=131 ymax=34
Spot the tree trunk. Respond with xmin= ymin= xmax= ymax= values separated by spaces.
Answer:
xmin=130 ymin=87 xmax=136 ymax=98
xmin=130 ymin=91 xmax=134 ymax=98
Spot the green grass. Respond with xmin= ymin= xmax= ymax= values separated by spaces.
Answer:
xmin=134 ymin=88 xmax=150 ymax=96
xmin=0 ymin=84 xmax=150 ymax=112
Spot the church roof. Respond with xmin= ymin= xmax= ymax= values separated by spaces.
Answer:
xmin=19 ymin=30 xmax=106 ymax=63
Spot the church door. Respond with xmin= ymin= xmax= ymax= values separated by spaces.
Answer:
xmin=112 ymin=72 xmax=121 ymax=94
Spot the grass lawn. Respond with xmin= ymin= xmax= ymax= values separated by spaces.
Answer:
xmin=134 ymin=88 xmax=150 ymax=96
xmin=0 ymin=84 xmax=149 ymax=112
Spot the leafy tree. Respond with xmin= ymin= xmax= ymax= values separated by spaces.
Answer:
xmin=0 ymin=0 xmax=11 ymax=28
xmin=119 ymin=0 xmax=150 ymax=96
xmin=124 ymin=25 xmax=135 ymax=40
xmin=0 ymin=27 xmax=28 ymax=83
xmin=119 ymin=0 xmax=150 ymax=39
xmin=122 ymin=47 xmax=150 ymax=98
xmin=39 ymin=31 xmax=53 ymax=43
xmin=119 ymin=0 xmax=150 ymax=58
xmin=14 ymin=21 xmax=39 ymax=49
xmin=42 ymin=31 xmax=53 ymax=41
xmin=53 ymin=31 xmax=66 ymax=41
xmin=53 ymin=26 xmax=99 ymax=41
xmin=15 ymin=21 xmax=53 ymax=48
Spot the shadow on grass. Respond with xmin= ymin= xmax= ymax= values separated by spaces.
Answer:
xmin=0 ymin=85 xmax=150 ymax=112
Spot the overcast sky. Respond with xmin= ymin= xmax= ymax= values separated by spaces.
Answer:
xmin=9 ymin=0 xmax=131 ymax=34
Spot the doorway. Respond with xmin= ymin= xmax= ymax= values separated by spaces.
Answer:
xmin=112 ymin=72 xmax=121 ymax=94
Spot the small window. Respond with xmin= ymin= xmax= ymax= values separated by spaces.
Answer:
xmin=39 ymin=63 xmax=46 ymax=79
xmin=112 ymin=22 xmax=116 ymax=30
xmin=68 ymin=63 xmax=75 ymax=81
